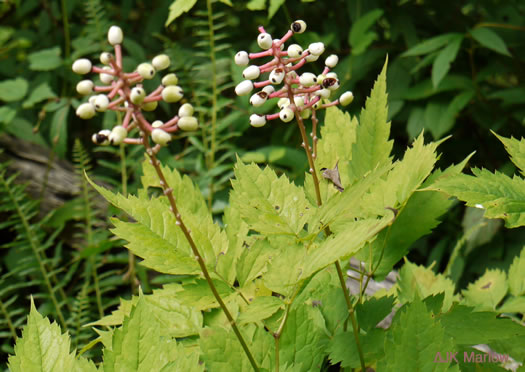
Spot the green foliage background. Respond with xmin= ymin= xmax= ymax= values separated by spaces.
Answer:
xmin=0 ymin=0 xmax=525 ymax=370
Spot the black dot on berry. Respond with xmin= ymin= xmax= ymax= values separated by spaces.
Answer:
xmin=292 ymin=23 xmax=301 ymax=32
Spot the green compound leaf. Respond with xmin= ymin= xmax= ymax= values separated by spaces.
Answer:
xmin=437 ymin=304 xmax=525 ymax=345
xmin=165 ymin=0 xmax=197 ymax=26
xmin=103 ymin=297 xmax=202 ymax=372
xmin=493 ymin=132 xmax=525 ymax=177
xmin=508 ymin=246 xmax=525 ymax=296
xmin=8 ymin=300 xmax=96 ymax=372
xmin=377 ymin=298 xmax=456 ymax=372
xmin=365 ymin=154 xmax=473 ymax=279
xmin=0 ymin=78 xmax=28 ymax=102
xmin=397 ymin=260 xmax=458 ymax=311
xmin=470 ymin=27 xmax=511 ymax=57
xmin=231 ymin=159 xmax=314 ymax=236
xmin=462 ymin=269 xmax=508 ymax=311
xmin=347 ymin=59 xmax=393 ymax=183
xmin=89 ymin=168 xmax=228 ymax=276
xmin=28 ymin=46 xmax=63 ymax=71
xmin=200 ymin=325 xmax=274 ymax=371
xmin=88 ymin=290 xmax=203 ymax=338
xmin=355 ymin=296 xmax=395 ymax=332
xmin=427 ymin=168 xmax=525 ymax=228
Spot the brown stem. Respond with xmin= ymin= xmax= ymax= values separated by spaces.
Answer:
xmin=134 ymin=124 xmax=258 ymax=371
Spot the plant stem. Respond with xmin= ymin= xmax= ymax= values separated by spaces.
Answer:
xmin=273 ymin=304 xmax=291 ymax=372
xmin=137 ymin=129 xmax=259 ymax=371
xmin=205 ymin=0 xmax=218 ymax=210
xmin=286 ymin=88 xmax=366 ymax=370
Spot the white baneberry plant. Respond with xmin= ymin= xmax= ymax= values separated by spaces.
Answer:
xmin=9 ymin=20 xmax=525 ymax=372
xmin=72 ymin=26 xmax=198 ymax=152
xmin=235 ymin=20 xmax=353 ymax=206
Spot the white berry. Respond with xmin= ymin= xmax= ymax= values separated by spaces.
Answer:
xmin=162 ymin=85 xmax=183 ymax=102
xmin=257 ymin=33 xmax=272 ymax=50
xmin=308 ymin=42 xmax=325 ymax=56
xmin=72 ymin=59 xmax=92 ymax=75
xmin=277 ymin=98 xmax=290 ymax=109
xmin=339 ymin=91 xmax=354 ymax=106
xmin=235 ymin=51 xmax=249 ymax=66
xmin=152 ymin=120 xmax=163 ymax=128
xmin=100 ymin=66 xmax=114 ymax=84
xmin=92 ymin=129 xmax=111 ymax=145
xmin=76 ymin=102 xmax=96 ymax=119
xmin=130 ymin=87 xmax=146 ymax=104
xmin=137 ymin=63 xmax=155 ymax=80
xmin=291 ymin=20 xmax=307 ymax=34
xmin=94 ymin=94 xmax=110 ymax=112
xmin=178 ymin=103 xmax=194 ymax=117
xmin=162 ymin=73 xmax=178 ymax=86
xmin=151 ymin=128 xmax=171 ymax=146
xmin=287 ymin=44 xmax=303 ymax=58
xmin=108 ymin=26 xmax=123 ymax=45
xmin=235 ymin=80 xmax=254 ymax=96
xmin=109 ymin=125 xmax=127 ymax=145
xmin=325 ymin=54 xmax=339 ymax=68
xmin=250 ymin=92 xmax=268 ymax=107
xmin=152 ymin=54 xmax=170 ymax=70
xmin=142 ymin=101 xmax=158 ymax=111
xmin=76 ymin=80 xmax=93 ymax=95
xmin=249 ymin=114 xmax=266 ymax=128
xmin=279 ymin=107 xmax=294 ymax=122
xmin=178 ymin=116 xmax=199 ymax=131
xmin=242 ymin=65 xmax=260 ymax=80
xmin=299 ymin=72 xmax=317 ymax=87
xmin=269 ymin=68 xmax=285 ymax=84
xmin=100 ymin=52 xmax=112 ymax=65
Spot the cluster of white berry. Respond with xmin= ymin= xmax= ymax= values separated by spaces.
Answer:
xmin=234 ymin=20 xmax=353 ymax=128
xmin=72 ymin=26 xmax=198 ymax=147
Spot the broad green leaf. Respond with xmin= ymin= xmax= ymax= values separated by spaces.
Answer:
xmin=28 ymin=47 xmax=62 ymax=71
xmin=437 ymin=304 xmax=525 ymax=345
xmin=493 ymin=132 xmax=525 ymax=177
xmin=508 ymin=247 xmax=525 ymax=296
xmin=470 ymin=28 xmax=511 ymax=57
xmin=219 ymin=205 xmax=248 ymax=285
xmin=462 ymin=269 xmax=508 ymax=311
xmin=377 ymin=298 xmax=455 ymax=372
xmin=349 ymin=9 xmax=384 ymax=55
xmin=328 ymin=328 xmax=385 ymax=369
xmin=303 ymin=218 xmax=390 ymax=279
xmin=238 ymin=296 xmax=284 ymax=325
xmin=402 ymin=33 xmax=463 ymax=57
xmin=246 ymin=0 xmax=266 ymax=11
xmin=50 ymin=101 xmax=70 ymax=158
xmin=355 ymin=296 xmax=395 ymax=332
xmin=315 ymin=106 xmax=358 ymax=187
xmin=397 ymin=260 xmax=457 ymax=311
xmin=347 ymin=59 xmax=393 ymax=183
xmin=22 ymin=82 xmax=57 ymax=108
xmin=432 ymin=35 xmax=463 ymax=87
xmin=103 ymin=297 xmax=199 ymax=372
xmin=363 ymin=155 xmax=473 ymax=279
xmin=280 ymin=304 xmax=326 ymax=371
xmin=230 ymin=159 xmax=314 ymax=235
xmin=403 ymin=75 xmax=473 ymax=100
xmin=165 ymin=0 xmax=198 ymax=26
xmin=425 ymin=90 xmax=473 ymax=139
xmin=8 ymin=300 xmax=95 ymax=372
xmin=158 ymin=280 xmax=235 ymax=311
xmin=200 ymin=325 xmax=274 ymax=371
xmin=88 ymin=290 xmax=202 ymax=338
xmin=0 ymin=106 xmax=16 ymax=124
xmin=0 ymin=78 xmax=28 ymax=102
xmin=268 ymin=0 xmax=285 ymax=19
xmin=427 ymin=168 xmax=525 ymax=228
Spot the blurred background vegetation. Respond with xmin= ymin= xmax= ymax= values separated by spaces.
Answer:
xmin=0 ymin=0 xmax=524 ymax=367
